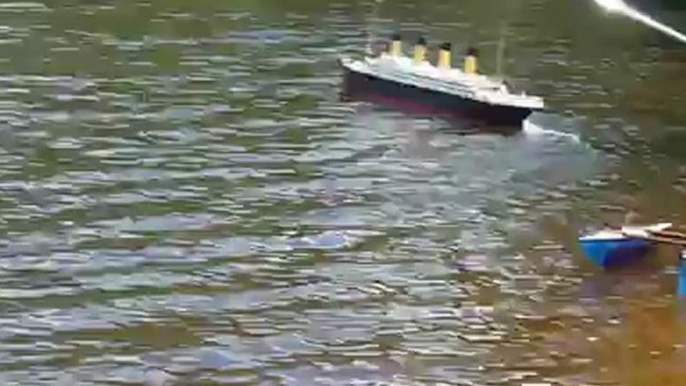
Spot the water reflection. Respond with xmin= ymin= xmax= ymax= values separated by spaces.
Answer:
xmin=0 ymin=0 xmax=683 ymax=385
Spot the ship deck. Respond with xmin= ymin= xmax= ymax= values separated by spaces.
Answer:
xmin=340 ymin=54 xmax=545 ymax=111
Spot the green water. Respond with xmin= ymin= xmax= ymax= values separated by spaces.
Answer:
xmin=1 ymin=0 xmax=686 ymax=384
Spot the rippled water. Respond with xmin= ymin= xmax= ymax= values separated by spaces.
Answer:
xmin=3 ymin=0 xmax=686 ymax=385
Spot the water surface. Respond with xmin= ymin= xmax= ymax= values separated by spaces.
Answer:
xmin=1 ymin=0 xmax=686 ymax=385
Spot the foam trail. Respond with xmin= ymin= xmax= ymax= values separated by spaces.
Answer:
xmin=522 ymin=119 xmax=581 ymax=143
xmin=594 ymin=0 xmax=686 ymax=44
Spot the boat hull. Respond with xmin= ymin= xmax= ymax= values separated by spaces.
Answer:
xmin=340 ymin=64 xmax=539 ymax=127
xmin=579 ymin=238 xmax=652 ymax=268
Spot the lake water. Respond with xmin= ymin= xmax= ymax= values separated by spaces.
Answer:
xmin=2 ymin=0 xmax=686 ymax=384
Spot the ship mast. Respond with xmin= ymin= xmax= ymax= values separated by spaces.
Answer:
xmin=366 ymin=0 xmax=384 ymax=56
xmin=496 ymin=24 xmax=506 ymax=78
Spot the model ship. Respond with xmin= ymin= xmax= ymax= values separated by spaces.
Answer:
xmin=339 ymin=34 xmax=545 ymax=126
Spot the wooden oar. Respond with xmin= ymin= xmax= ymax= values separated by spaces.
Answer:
xmin=623 ymin=232 xmax=686 ymax=246
xmin=651 ymin=229 xmax=686 ymax=240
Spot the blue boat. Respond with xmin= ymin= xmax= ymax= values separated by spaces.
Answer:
xmin=579 ymin=223 xmax=672 ymax=268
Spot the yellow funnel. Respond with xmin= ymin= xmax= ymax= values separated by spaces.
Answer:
xmin=438 ymin=42 xmax=452 ymax=69
xmin=413 ymin=36 xmax=427 ymax=65
xmin=389 ymin=33 xmax=402 ymax=56
xmin=464 ymin=46 xmax=478 ymax=74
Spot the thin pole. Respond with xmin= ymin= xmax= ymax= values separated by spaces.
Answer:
xmin=496 ymin=24 xmax=506 ymax=78
xmin=366 ymin=0 xmax=383 ymax=55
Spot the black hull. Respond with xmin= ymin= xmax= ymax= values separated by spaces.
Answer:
xmin=340 ymin=65 xmax=539 ymax=128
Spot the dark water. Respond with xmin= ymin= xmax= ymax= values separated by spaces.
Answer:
xmin=2 ymin=0 xmax=686 ymax=384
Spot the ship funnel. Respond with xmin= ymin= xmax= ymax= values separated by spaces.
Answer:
xmin=464 ymin=46 xmax=479 ymax=74
xmin=438 ymin=42 xmax=452 ymax=69
xmin=413 ymin=36 xmax=427 ymax=65
xmin=389 ymin=33 xmax=402 ymax=56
